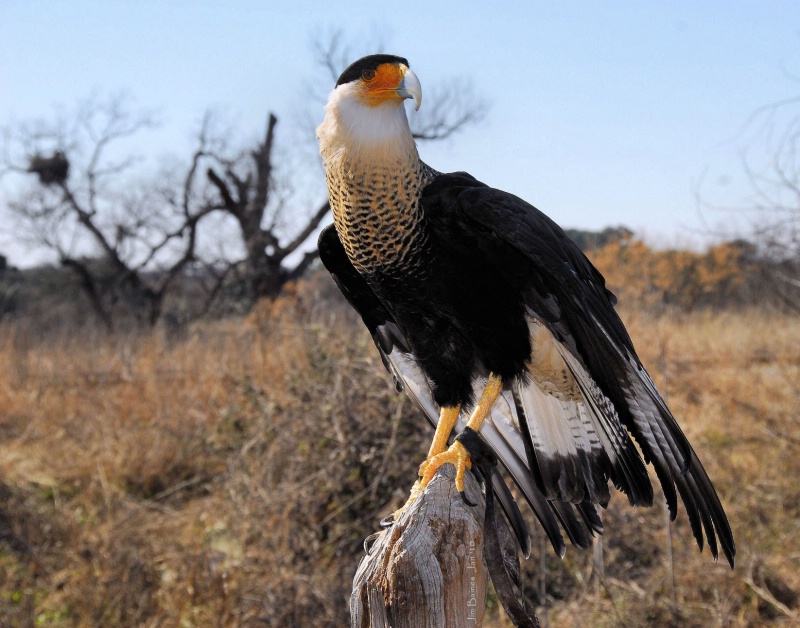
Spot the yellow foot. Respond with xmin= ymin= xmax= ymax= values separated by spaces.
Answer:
xmin=383 ymin=442 xmax=474 ymax=525
xmin=419 ymin=440 xmax=472 ymax=492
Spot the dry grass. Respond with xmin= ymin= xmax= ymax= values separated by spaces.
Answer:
xmin=0 ymin=277 xmax=798 ymax=626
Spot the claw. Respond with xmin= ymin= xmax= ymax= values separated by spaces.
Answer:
xmin=420 ymin=440 xmax=472 ymax=493
xmin=379 ymin=514 xmax=396 ymax=528
xmin=461 ymin=490 xmax=478 ymax=507
xmin=364 ymin=531 xmax=382 ymax=552
xmin=383 ymin=442 xmax=475 ymax=525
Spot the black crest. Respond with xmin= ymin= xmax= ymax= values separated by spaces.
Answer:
xmin=336 ymin=54 xmax=409 ymax=87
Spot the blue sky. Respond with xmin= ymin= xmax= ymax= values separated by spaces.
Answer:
xmin=1 ymin=0 xmax=798 ymax=266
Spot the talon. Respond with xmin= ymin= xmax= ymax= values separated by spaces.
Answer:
xmin=385 ymin=442 xmax=476 ymax=528
xmin=364 ymin=531 xmax=382 ymax=552
xmin=461 ymin=490 xmax=477 ymax=507
xmin=420 ymin=440 xmax=472 ymax=493
xmin=379 ymin=514 xmax=395 ymax=528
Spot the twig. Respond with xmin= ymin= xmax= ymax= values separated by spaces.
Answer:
xmin=743 ymin=571 xmax=799 ymax=620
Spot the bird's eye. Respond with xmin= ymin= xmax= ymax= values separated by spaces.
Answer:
xmin=361 ymin=69 xmax=376 ymax=81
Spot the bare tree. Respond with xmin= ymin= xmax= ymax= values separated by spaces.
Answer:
xmin=1 ymin=95 xmax=224 ymax=327
xmin=741 ymin=98 xmax=800 ymax=258
xmin=704 ymin=88 xmax=800 ymax=309
xmin=0 ymin=34 xmax=488 ymax=326
xmin=203 ymin=112 xmax=329 ymax=304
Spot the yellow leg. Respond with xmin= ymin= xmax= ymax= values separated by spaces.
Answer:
xmin=426 ymin=405 xmax=462 ymax=458
xmin=465 ymin=373 xmax=504 ymax=432
xmin=387 ymin=375 xmax=503 ymax=522
xmin=399 ymin=405 xmax=461 ymax=509
xmin=420 ymin=374 xmax=504 ymax=493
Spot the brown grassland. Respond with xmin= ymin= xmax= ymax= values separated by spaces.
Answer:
xmin=0 ymin=268 xmax=799 ymax=626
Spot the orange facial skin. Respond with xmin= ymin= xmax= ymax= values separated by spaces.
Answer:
xmin=357 ymin=63 xmax=407 ymax=108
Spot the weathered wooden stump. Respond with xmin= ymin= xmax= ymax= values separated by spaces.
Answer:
xmin=351 ymin=465 xmax=489 ymax=627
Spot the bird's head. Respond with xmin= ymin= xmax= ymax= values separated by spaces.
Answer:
xmin=334 ymin=54 xmax=422 ymax=112
xmin=317 ymin=54 xmax=422 ymax=162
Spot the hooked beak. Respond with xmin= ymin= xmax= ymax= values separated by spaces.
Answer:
xmin=398 ymin=68 xmax=422 ymax=111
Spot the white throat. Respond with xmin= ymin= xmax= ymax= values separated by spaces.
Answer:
xmin=317 ymin=83 xmax=418 ymax=167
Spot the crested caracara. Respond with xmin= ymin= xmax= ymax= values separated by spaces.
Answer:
xmin=317 ymin=54 xmax=734 ymax=566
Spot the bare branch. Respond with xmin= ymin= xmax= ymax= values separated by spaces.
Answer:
xmin=310 ymin=28 xmax=388 ymax=88
xmin=276 ymin=200 xmax=330 ymax=262
xmin=248 ymin=113 xmax=278 ymax=218
xmin=312 ymin=29 xmax=347 ymax=85
xmin=286 ymin=248 xmax=321 ymax=283
xmin=61 ymin=256 xmax=113 ymax=329
xmin=182 ymin=115 xmax=212 ymax=217
xmin=206 ymin=168 xmax=239 ymax=214
xmin=411 ymin=79 xmax=489 ymax=142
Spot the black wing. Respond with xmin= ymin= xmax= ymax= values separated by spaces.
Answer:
xmin=421 ymin=172 xmax=735 ymax=567
xmin=319 ymin=224 xmax=609 ymax=558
